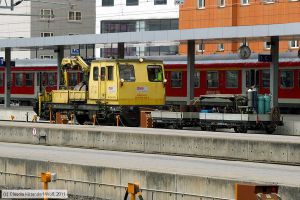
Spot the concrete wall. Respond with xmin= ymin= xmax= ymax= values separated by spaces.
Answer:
xmin=0 ymin=157 xmax=299 ymax=200
xmin=0 ymin=122 xmax=299 ymax=165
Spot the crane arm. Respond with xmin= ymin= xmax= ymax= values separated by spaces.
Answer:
xmin=61 ymin=56 xmax=90 ymax=88
xmin=61 ymin=56 xmax=89 ymax=73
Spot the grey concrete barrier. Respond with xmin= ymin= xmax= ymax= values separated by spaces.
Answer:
xmin=0 ymin=157 xmax=299 ymax=200
xmin=0 ymin=122 xmax=299 ymax=165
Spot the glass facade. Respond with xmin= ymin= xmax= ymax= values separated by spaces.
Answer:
xmin=100 ymin=19 xmax=178 ymax=57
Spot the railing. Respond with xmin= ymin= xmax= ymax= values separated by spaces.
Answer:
xmin=0 ymin=171 xmax=233 ymax=200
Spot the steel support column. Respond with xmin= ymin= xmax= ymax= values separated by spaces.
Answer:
xmin=4 ymin=47 xmax=11 ymax=108
xmin=270 ymin=36 xmax=279 ymax=108
xmin=187 ymin=40 xmax=195 ymax=105
xmin=57 ymin=45 xmax=64 ymax=89
xmin=118 ymin=42 xmax=125 ymax=59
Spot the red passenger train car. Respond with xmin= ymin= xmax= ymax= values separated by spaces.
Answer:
xmin=163 ymin=55 xmax=300 ymax=113
xmin=1 ymin=55 xmax=300 ymax=113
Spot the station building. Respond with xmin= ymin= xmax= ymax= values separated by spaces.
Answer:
xmin=30 ymin=0 xmax=95 ymax=59
xmin=96 ymin=0 xmax=179 ymax=57
xmin=0 ymin=1 xmax=31 ymax=59
xmin=179 ymin=0 xmax=300 ymax=55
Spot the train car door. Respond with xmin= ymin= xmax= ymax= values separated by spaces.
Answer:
xmin=100 ymin=67 xmax=106 ymax=100
xmin=245 ymin=69 xmax=260 ymax=90
xmin=89 ymin=66 xmax=100 ymax=100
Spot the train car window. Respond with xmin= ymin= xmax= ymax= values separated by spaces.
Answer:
xmin=171 ymin=71 xmax=182 ymax=88
xmin=68 ymin=73 xmax=78 ymax=87
xmin=107 ymin=66 xmax=114 ymax=81
xmin=262 ymin=70 xmax=270 ymax=88
xmin=101 ymin=67 xmax=106 ymax=81
xmin=93 ymin=67 xmax=99 ymax=81
xmin=280 ymin=70 xmax=294 ymax=88
xmin=147 ymin=65 xmax=163 ymax=82
xmin=119 ymin=64 xmax=135 ymax=82
xmin=194 ymin=71 xmax=200 ymax=88
xmin=246 ymin=70 xmax=256 ymax=88
xmin=299 ymin=71 xmax=300 ymax=88
xmin=207 ymin=71 xmax=219 ymax=88
xmin=25 ymin=73 xmax=33 ymax=87
xmin=226 ymin=71 xmax=238 ymax=88
xmin=42 ymin=73 xmax=47 ymax=86
xmin=15 ymin=73 xmax=23 ymax=87
xmin=0 ymin=73 xmax=4 ymax=87
xmin=48 ymin=73 xmax=55 ymax=86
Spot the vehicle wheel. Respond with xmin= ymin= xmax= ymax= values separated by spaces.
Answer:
xmin=75 ymin=114 xmax=87 ymax=125
xmin=201 ymin=126 xmax=207 ymax=131
xmin=209 ymin=125 xmax=216 ymax=132
xmin=265 ymin=124 xmax=276 ymax=134
xmin=234 ymin=127 xmax=239 ymax=133
xmin=241 ymin=126 xmax=248 ymax=133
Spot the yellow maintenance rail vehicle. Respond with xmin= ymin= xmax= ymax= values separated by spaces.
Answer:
xmin=35 ymin=56 xmax=166 ymax=126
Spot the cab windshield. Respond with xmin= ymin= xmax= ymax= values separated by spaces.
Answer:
xmin=119 ymin=64 xmax=135 ymax=82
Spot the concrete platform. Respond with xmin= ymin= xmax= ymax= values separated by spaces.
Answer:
xmin=0 ymin=143 xmax=299 ymax=199
xmin=0 ymin=122 xmax=300 ymax=166
xmin=0 ymin=106 xmax=38 ymax=122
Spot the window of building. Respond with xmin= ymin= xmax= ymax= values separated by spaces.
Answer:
xmin=281 ymin=70 xmax=294 ymax=88
xmin=154 ymin=0 xmax=167 ymax=5
xmin=263 ymin=0 xmax=274 ymax=3
xmin=93 ymin=67 xmax=99 ymax=81
xmin=119 ymin=64 xmax=135 ymax=82
xmin=126 ymin=0 xmax=138 ymax=6
xmin=171 ymin=71 xmax=182 ymax=88
xmin=264 ymin=42 xmax=271 ymax=50
xmin=40 ymin=55 xmax=53 ymax=59
xmin=226 ymin=71 xmax=238 ymax=88
xmin=218 ymin=0 xmax=225 ymax=7
xmin=40 ymin=9 xmax=54 ymax=20
xmin=69 ymin=11 xmax=82 ymax=21
xmin=207 ymin=71 xmax=219 ymax=88
xmin=68 ymin=73 xmax=78 ymax=87
xmin=25 ymin=73 xmax=33 ymax=87
xmin=217 ymin=43 xmax=224 ymax=51
xmin=289 ymin=40 xmax=299 ymax=49
xmin=194 ymin=71 xmax=200 ymax=88
xmin=198 ymin=0 xmax=205 ymax=8
xmin=40 ymin=32 xmax=53 ymax=37
xmin=15 ymin=73 xmax=23 ymax=87
xmin=102 ymin=0 xmax=114 ymax=6
xmin=0 ymin=73 xmax=4 ymax=87
xmin=241 ymin=0 xmax=249 ymax=5
xmin=107 ymin=66 xmax=114 ymax=81
xmin=147 ymin=65 xmax=163 ymax=82
xmin=198 ymin=43 xmax=205 ymax=52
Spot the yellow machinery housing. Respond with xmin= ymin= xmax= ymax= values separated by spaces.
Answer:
xmin=37 ymin=57 xmax=166 ymax=126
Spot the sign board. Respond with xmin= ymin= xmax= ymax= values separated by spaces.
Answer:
xmin=175 ymin=0 xmax=184 ymax=5
xmin=258 ymin=54 xmax=272 ymax=62
xmin=70 ymin=49 xmax=80 ymax=56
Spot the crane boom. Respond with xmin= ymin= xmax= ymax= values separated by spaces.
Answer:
xmin=61 ymin=56 xmax=90 ymax=88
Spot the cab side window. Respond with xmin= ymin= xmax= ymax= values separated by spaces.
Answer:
xmin=119 ymin=64 xmax=135 ymax=82
xmin=147 ymin=65 xmax=163 ymax=82
xmin=101 ymin=67 xmax=106 ymax=81
xmin=93 ymin=67 xmax=99 ymax=81
xmin=107 ymin=66 xmax=114 ymax=81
